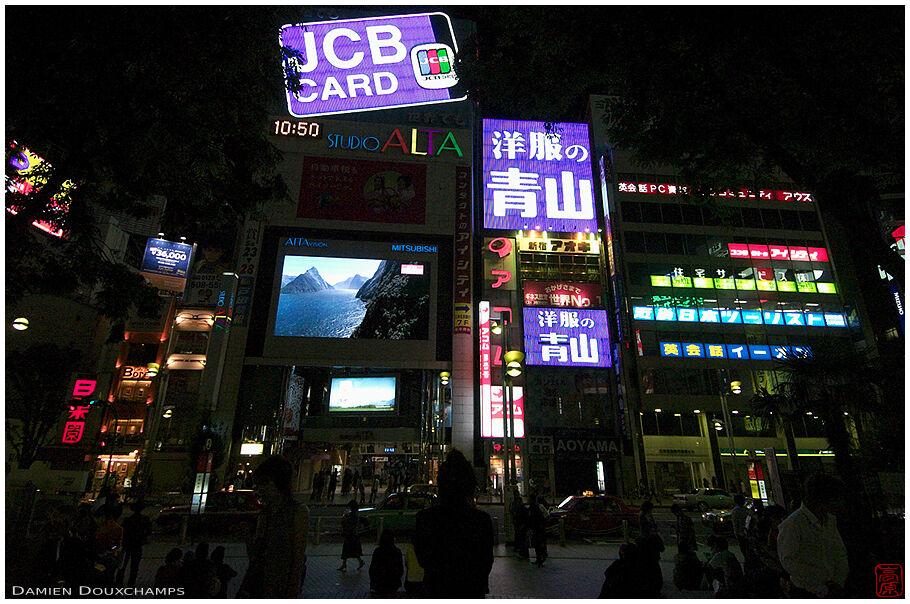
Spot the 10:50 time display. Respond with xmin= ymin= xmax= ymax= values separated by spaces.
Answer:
xmin=272 ymin=120 xmax=322 ymax=138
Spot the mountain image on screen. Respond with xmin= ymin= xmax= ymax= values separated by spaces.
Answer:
xmin=274 ymin=256 xmax=429 ymax=340
xmin=352 ymin=260 xmax=429 ymax=340
xmin=333 ymin=274 xmax=368 ymax=289
xmin=281 ymin=267 xmax=333 ymax=293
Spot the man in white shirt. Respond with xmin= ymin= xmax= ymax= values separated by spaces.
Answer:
xmin=777 ymin=474 xmax=848 ymax=597
xmin=729 ymin=494 xmax=751 ymax=555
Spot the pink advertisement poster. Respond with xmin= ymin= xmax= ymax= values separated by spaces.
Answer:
xmin=298 ymin=157 xmax=427 ymax=224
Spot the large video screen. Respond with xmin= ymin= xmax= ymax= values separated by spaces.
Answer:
xmin=328 ymin=376 xmax=397 ymax=413
xmin=274 ymin=254 xmax=430 ymax=340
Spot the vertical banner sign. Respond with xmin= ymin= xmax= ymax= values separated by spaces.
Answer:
xmin=490 ymin=386 xmax=525 ymax=438
xmin=61 ymin=378 xmax=98 ymax=444
xmin=201 ymin=273 xmax=239 ymax=413
xmin=232 ymin=219 xmax=261 ymax=328
xmin=454 ymin=166 xmax=472 ymax=334
xmin=283 ymin=372 xmax=306 ymax=440
xmin=280 ymin=13 xmax=466 ymax=118
xmin=482 ymin=120 xmax=597 ymax=233
xmin=139 ymin=238 xmax=194 ymax=293
xmin=479 ymin=301 xmax=493 ymax=437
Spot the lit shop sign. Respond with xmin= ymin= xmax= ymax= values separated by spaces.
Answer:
xmin=617 ymin=182 xmax=813 ymax=202
xmin=327 ymin=128 xmax=463 ymax=157
xmin=633 ymin=305 xmax=847 ymax=328
xmin=490 ymin=385 xmax=525 ymax=438
xmin=659 ymin=342 xmax=812 ymax=360
xmin=279 ymin=13 xmax=465 ymax=118
xmin=6 ymin=142 xmax=77 ymax=238
xmin=61 ymin=379 xmax=98 ymax=444
xmin=728 ymin=243 xmax=829 ymax=262
xmin=482 ymin=119 xmax=597 ymax=233
xmin=523 ymin=307 xmax=611 ymax=367
xmin=518 ymin=236 xmax=600 ymax=254
xmin=523 ymin=282 xmax=604 ymax=309
xmin=649 ymin=271 xmax=837 ymax=295
xmin=479 ymin=301 xmax=494 ymax=437
xmin=121 ymin=366 xmax=152 ymax=380
xmin=484 ymin=237 xmax=517 ymax=291
xmin=139 ymin=238 xmax=194 ymax=293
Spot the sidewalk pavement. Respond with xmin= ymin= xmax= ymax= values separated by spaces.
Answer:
xmin=134 ymin=537 xmax=713 ymax=598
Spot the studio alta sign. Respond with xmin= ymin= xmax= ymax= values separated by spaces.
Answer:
xmin=327 ymin=127 xmax=463 ymax=158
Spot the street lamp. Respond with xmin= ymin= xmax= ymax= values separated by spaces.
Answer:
xmin=719 ymin=374 xmax=742 ymax=492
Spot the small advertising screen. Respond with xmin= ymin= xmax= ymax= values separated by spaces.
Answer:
xmin=328 ymin=376 xmax=397 ymax=413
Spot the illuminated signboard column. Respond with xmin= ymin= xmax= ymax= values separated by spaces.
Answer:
xmin=451 ymin=165 xmax=475 ymax=457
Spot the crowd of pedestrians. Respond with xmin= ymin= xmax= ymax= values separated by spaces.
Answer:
xmin=27 ymin=453 xmax=858 ymax=599
xmin=633 ymin=472 xmax=851 ymax=599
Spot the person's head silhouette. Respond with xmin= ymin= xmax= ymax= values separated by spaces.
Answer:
xmin=436 ymin=449 xmax=476 ymax=506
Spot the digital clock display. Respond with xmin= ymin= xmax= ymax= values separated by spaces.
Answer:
xmin=272 ymin=120 xmax=322 ymax=138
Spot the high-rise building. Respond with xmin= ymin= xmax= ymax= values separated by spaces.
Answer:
xmin=588 ymin=95 xmax=875 ymax=501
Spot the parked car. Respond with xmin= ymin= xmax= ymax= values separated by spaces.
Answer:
xmin=545 ymin=495 xmax=640 ymax=537
xmin=357 ymin=491 xmax=437 ymax=535
xmin=406 ymin=483 xmax=438 ymax=496
xmin=673 ymin=488 xmax=734 ymax=512
xmin=701 ymin=499 xmax=762 ymax=533
xmin=155 ymin=489 xmax=262 ymax=535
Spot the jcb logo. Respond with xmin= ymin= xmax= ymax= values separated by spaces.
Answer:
xmin=410 ymin=43 xmax=458 ymax=90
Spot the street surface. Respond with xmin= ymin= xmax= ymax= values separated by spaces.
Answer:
xmin=131 ymin=502 xmax=722 ymax=598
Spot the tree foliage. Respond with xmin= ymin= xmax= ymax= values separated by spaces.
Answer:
xmin=6 ymin=343 xmax=83 ymax=469
xmin=6 ymin=7 xmax=298 ymax=320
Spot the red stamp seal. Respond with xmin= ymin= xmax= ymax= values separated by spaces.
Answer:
xmin=876 ymin=564 xmax=903 ymax=598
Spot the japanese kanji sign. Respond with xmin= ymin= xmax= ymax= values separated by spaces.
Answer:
xmin=523 ymin=307 xmax=611 ymax=367
xmin=482 ymin=120 xmax=598 ymax=233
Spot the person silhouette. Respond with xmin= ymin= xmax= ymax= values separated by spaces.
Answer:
xmin=414 ymin=449 xmax=494 ymax=598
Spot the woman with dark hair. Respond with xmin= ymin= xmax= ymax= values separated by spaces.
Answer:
xmin=238 ymin=455 xmax=309 ymax=598
xmin=414 ymin=449 xmax=494 ymax=598
xmin=339 ymin=500 xmax=364 ymax=571
xmin=369 ymin=529 xmax=404 ymax=595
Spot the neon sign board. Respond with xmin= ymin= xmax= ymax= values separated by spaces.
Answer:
xmin=6 ymin=142 xmax=76 ymax=238
xmin=728 ymin=243 xmax=828 ymax=262
xmin=482 ymin=119 xmax=597 ymax=233
xmin=660 ymin=342 xmax=812 ymax=360
xmin=61 ymin=379 xmax=97 ymax=444
xmin=279 ymin=13 xmax=465 ymax=118
xmin=523 ymin=307 xmax=611 ymax=367
xmin=617 ymin=182 xmax=813 ymax=202
xmin=633 ymin=305 xmax=846 ymax=328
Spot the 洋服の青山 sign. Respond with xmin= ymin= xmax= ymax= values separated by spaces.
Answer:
xmin=280 ymin=13 xmax=465 ymax=118
xmin=482 ymin=120 xmax=597 ymax=233
xmin=523 ymin=307 xmax=611 ymax=368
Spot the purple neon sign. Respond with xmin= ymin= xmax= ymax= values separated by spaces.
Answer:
xmin=523 ymin=307 xmax=611 ymax=368
xmin=482 ymin=119 xmax=597 ymax=233
xmin=279 ymin=13 xmax=464 ymax=118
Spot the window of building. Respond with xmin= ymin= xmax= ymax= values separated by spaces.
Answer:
xmin=740 ymin=207 xmax=762 ymax=228
xmin=779 ymin=210 xmax=802 ymax=231
xmin=681 ymin=204 xmax=703 ymax=226
xmin=644 ymin=232 xmax=667 ymax=255
xmin=641 ymin=412 xmax=659 ymax=435
xmin=665 ymin=233 xmax=685 ymax=255
xmin=760 ymin=209 xmax=782 ymax=230
xmin=621 ymin=201 xmax=642 ymax=222
xmin=625 ymin=231 xmax=647 ymax=253
xmin=640 ymin=202 xmax=663 ymax=223
xmin=661 ymin=204 xmax=684 ymax=225
xmin=799 ymin=211 xmax=821 ymax=231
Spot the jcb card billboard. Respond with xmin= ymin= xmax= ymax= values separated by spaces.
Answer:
xmin=280 ymin=13 xmax=466 ymax=118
